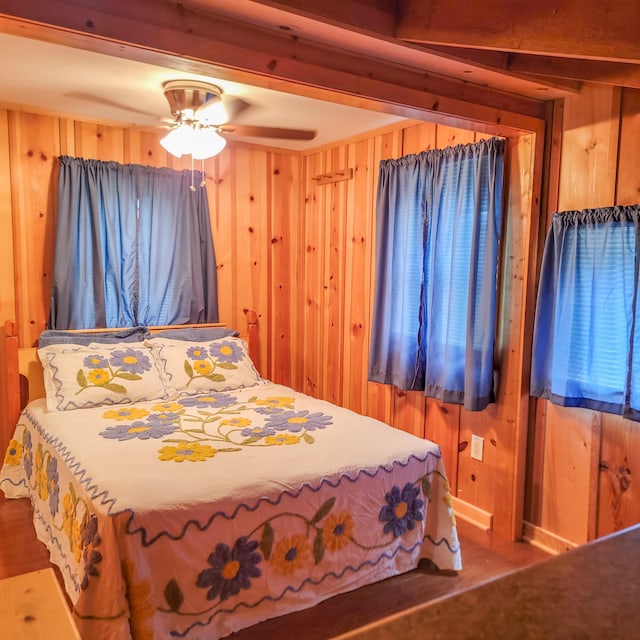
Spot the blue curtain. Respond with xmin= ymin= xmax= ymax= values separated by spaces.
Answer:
xmin=368 ymin=154 xmax=428 ymax=390
xmin=531 ymin=205 xmax=640 ymax=421
xmin=49 ymin=156 xmax=219 ymax=329
xmin=368 ymin=137 xmax=504 ymax=411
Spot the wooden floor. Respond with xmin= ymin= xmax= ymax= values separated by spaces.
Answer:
xmin=0 ymin=492 xmax=550 ymax=639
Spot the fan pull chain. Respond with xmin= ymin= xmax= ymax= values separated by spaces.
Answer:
xmin=201 ymin=159 xmax=206 ymax=187
xmin=190 ymin=155 xmax=196 ymax=192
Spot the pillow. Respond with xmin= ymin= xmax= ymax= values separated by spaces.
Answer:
xmin=39 ymin=326 xmax=149 ymax=348
xmin=38 ymin=343 xmax=171 ymax=411
xmin=148 ymin=326 xmax=238 ymax=341
xmin=146 ymin=337 xmax=260 ymax=396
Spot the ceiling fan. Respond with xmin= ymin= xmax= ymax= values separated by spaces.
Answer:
xmin=160 ymin=79 xmax=317 ymax=159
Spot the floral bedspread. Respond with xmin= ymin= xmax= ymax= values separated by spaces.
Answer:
xmin=0 ymin=382 xmax=461 ymax=639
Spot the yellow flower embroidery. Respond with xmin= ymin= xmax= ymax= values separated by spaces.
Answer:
xmin=3 ymin=439 xmax=23 ymax=466
xmin=47 ymin=471 xmax=57 ymax=501
xmin=103 ymin=407 xmax=149 ymax=421
xmin=322 ymin=512 xmax=355 ymax=552
xmin=128 ymin=425 xmax=151 ymax=434
xmin=35 ymin=446 xmax=48 ymax=501
xmin=122 ymin=560 xmax=155 ymax=640
xmin=151 ymin=402 xmax=183 ymax=413
xmin=264 ymin=434 xmax=300 ymax=446
xmin=38 ymin=472 xmax=51 ymax=501
xmin=87 ymin=368 xmax=110 ymax=385
xmin=71 ymin=521 xmax=83 ymax=563
xmin=158 ymin=442 xmax=217 ymax=463
xmin=440 ymin=480 xmax=456 ymax=525
xmin=220 ymin=418 xmax=251 ymax=427
xmin=270 ymin=534 xmax=310 ymax=575
xmin=255 ymin=396 xmax=295 ymax=408
xmin=35 ymin=444 xmax=43 ymax=473
xmin=193 ymin=360 xmax=213 ymax=375
xmin=62 ymin=492 xmax=76 ymax=540
xmin=219 ymin=345 xmax=233 ymax=357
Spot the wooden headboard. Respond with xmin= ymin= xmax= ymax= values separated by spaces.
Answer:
xmin=0 ymin=310 xmax=259 ymax=453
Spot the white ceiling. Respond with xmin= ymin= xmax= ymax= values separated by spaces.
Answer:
xmin=0 ymin=32 xmax=405 ymax=151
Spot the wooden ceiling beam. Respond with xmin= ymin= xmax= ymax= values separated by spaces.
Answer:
xmin=396 ymin=0 xmax=640 ymax=64
xmin=507 ymin=54 xmax=640 ymax=90
xmin=413 ymin=45 xmax=583 ymax=94
xmin=0 ymin=0 xmax=548 ymax=125
xmin=422 ymin=44 xmax=640 ymax=90
xmin=227 ymin=0 xmax=398 ymax=34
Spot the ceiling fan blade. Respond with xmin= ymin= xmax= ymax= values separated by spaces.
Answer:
xmin=219 ymin=124 xmax=316 ymax=140
xmin=64 ymin=91 xmax=157 ymax=117
xmin=225 ymin=96 xmax=251 ymax=121
xmin=196 ymin=95 xmax=251 ymax=125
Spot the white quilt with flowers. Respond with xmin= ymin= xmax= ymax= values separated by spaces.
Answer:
xmin=1 ymin=382 xmax=461 ymax=639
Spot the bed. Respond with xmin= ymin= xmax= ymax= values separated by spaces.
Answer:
xmin=0 ymin=312 xmax=461 ymax=639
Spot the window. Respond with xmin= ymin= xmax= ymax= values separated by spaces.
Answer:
xmin=49 ymin=156 xmax=219 ymax=329
xmin=368 ymin=137 xmax=505 ymax=411
xmin=531 ymin=205 xmax=640 ymax=420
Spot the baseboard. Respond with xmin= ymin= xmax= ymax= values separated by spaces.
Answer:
xmin=522 ymin=521 xmax=578 ymax=555
xmin=451 ymin=497 xmax=493 ymax=531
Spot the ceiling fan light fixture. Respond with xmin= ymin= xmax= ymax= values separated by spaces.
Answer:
xmin=160 ymin=78 xmax=316 ymax=153
xmin=160 ymin=123 xmax=195 ymax=157
xmin=196 ymin=96 xmax=228 ymax=125
xmin=191 ymin=128 xmax=227 ymax=160
xmin=162 ymin=79 xmax=223 ymax=117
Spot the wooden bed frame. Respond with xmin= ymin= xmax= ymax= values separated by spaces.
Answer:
xmin=0 ymin=310 xmax=259 ymax=454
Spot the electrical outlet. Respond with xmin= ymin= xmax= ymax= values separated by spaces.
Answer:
xmin=470 ymin=434 xmax=484 ymax=461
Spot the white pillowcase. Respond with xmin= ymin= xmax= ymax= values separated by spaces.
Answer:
xmin=145 ymin=336 xmax=261 ymax=397
xmin=38 ymin=343 xmax=170 ymax=411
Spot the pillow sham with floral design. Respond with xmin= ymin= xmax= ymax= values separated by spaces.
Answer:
xmin=38 ymin=343 xmax=170 ymax=411
xmin=145 ymin=337 xmax=261 ymax=396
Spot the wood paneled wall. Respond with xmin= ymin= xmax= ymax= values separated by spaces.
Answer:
xmin=297 ymin=124 xmax=540 ymax=541
xmin=0 ymin=105 xmax=540 ymax=540
xmin=1 ymin=91 xmax=638 ymax=550
xmin=0 ymin=104 xmax=540 ymax=537
xmin=524 ymin=86 xmax=640 ymax=549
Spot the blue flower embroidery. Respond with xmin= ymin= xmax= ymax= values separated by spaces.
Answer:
xmin=22 ymin=430 xmax=33 ymax=479
xmin=253 ymin=406 xmax=283 ymax=415
xmin=109 ymin=348 xmax=152 ymax=374
xmin=46 ymin=457 xmax=59 ymax=517
xmin=379 ymin=483 xmax=424 ymax=538
xmin=196 ymin=537 xmax=262 ymax=601
xmin=83 ymin=354 xmax=108 ymax=369
xmin=240 ymin=426 xmax=276 ymax=438
xmin=80 ymin=514 xmax=102 ymax=590
xmin=99 ymin=420 xmax=178 ymax=441
xmin=186 ymin=345 xmax=209 ymax=360
xmin=179 ymin=393 xmax=238 ymax=409
xmin=146 ymin=411 xmax=181 ymax=425
xmin=264 ymin=410 xmax=333 ymax=433
xmin=209 ymin=341 xmax=243 ymax=363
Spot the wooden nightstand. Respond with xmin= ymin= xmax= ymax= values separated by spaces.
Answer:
xmin=0 ymin=568 xmax=81 ymax=639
